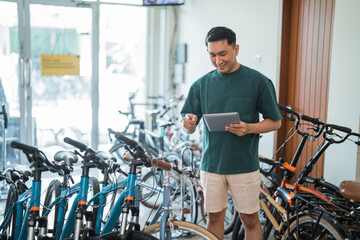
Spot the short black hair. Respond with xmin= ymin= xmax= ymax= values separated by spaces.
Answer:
xmin=205 ymin=26 xmax=236 ymax=47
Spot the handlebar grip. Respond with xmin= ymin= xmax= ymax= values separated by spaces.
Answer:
xmin=63 ymin=137 xmax=87 ymax=152
xmin=10 ymin=141 xmax=38 ymax=154
xmin=259 ymin=156 xmax=276 ymax=166
xmin=1 ymin=105 xmax=8 ymax=129
xmin=327 ymin=124 xmax=352 ymax=134
xmin=114 ymin=132 xmax=138 ymax=148
xmin=283 ymin=162 xmax=296 ymax=173
xmin=300 ymin=114 xmax=323 ymax=125
xmin=151 ymin=159 xmax=172 ymax=171
xmin=278 ymin=104 xmax=296 ymax=115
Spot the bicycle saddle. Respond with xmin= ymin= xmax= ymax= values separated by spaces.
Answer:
xmin=158 ymin=120 xmax=174 ymax=128
xmin=339 ymin=180 xmax=360 ymax=201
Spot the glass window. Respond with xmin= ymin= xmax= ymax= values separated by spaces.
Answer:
xmin=98 ymin=4 xmax=147 ymax=149
xmin=0 ymin=1 xmax=20 ymax=167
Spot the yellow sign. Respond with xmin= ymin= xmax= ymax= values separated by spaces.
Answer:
xmin=41 ymin=54 xmax=80 ymax=76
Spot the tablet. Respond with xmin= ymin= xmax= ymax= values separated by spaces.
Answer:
xmin=203 ymin=112 xmax=240 ymax=132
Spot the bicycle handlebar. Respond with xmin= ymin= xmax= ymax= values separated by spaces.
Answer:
xmin=64 ymin=137 xmax=88 ymax=152
xmin=11 ymin=141 xmax=59 ymax=173
xmin=259 ymin=156 xmax=296 ymax=175
xmin=114 ymin=132 xmax=138 ymax=148
xmin=278 ymin=104 xmax=299 ymax=118
xmin=11 ymin=141 xmax=39 ymax=154
xmin=278 ymin=104 xmax=356 ymax=141
xmin=151 ymin=158 xmax=172 ymax=171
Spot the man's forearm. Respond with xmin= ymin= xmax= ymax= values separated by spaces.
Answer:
xmin=247 ymin=118 xmax=281 ymax=134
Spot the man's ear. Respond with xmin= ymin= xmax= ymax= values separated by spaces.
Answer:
xmin=234 ymin=44 xmax=239 ymax=55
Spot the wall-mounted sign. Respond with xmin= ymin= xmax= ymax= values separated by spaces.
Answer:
xmin=41 ymin=54 xmax=80 ymax=76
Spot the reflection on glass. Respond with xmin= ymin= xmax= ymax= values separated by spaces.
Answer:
xmin=0 ymin=2 xmax=21 ymax=168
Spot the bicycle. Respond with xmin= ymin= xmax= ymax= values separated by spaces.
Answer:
xmin=232 ymin=104 xmax=360 ymax=239
xmin=41 ymin=150 xmax=101 ymax=240
xmin=43 ymin=136 xmax=158 ymax=240
xmin=97 ymin=132 xmax=218 ymax=239
xmin=138 ymin=159 xmax=219 ymax=239
xmin=1 ymin=141 xmax=66 ymax=240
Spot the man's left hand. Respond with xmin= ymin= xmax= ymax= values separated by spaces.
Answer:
xmin=225 ymin=121 xmax=249 ymax=136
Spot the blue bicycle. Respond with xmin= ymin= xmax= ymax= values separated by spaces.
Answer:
xmin=42 ymin=137 xmax=158 ymax=240
xmin=0 ymin=141 xmax=63 ymax=240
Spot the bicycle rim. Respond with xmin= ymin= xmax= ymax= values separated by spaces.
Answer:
xmin=100 ymin=230 xmax=158 ymax=240
xmin=282 ymin=214 xmax=346 ymax=240
xmin=143 ymin=220 xmax=218 ymax=239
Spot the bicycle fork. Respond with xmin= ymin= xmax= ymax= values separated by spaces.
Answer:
xmin=160 ymin=170 xmax=172 ymax=240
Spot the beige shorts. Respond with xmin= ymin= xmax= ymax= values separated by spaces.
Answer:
xmin=200 ymin=170 xmax=261 ymax=214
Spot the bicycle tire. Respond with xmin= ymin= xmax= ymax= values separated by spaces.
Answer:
xmin=282 ymin=213 xmax=347 ymax=240
xmin=64 ymin=237 xmax=103 ymax=240
xmin=231 ymin=215 xmax=244 ymax=240
xmin=2 ymin=184 xmax=18 ymax=240
xmin=42 ymin=179 xmax=62 ymax=237
xmin=224 ymin=194 xmax=237 ymax=235
xmin=100 ymin=230 xmax=158 ymax=240
xmin=143 ymin=220 xmax=219 ymax=239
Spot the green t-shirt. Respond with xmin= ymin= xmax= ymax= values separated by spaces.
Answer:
xmin=180 ymin=64 xmax=282 ymax=174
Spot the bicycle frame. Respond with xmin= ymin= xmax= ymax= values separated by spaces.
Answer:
xmin=42 ymin=183 xmax=79 ymax=240
xmin=4 ymin=169 xmax=45 ymax=240
xmin=94 ymin=163 xmax=163 ymax=236
xmin=0 ymin=187 xmax=31 ymax=240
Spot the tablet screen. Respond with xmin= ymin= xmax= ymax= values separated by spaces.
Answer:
xmin=203 ymin=112 xmax=240 ymax=132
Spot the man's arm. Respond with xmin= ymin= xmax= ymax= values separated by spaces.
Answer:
xmin=182 ymin=113 xmax=198 ymax=134
xmin=225 ymin=118 xmax=281 ymax=137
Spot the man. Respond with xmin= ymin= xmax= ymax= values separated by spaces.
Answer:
xmin=181 ymin=26 xmax=282 ymax=240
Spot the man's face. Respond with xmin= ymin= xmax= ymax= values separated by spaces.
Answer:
xmin=207 ymin=39 xmax=239 ymax=74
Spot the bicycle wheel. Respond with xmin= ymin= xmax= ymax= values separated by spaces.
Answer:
xmin=109 ymin=142 xmax=127 ymax=164
xmin=140 ymin=170 xmax=162 ymax=209
xmin=141 ymin=170 xmax=198 ymax=224
xmin=224 ymin=193 xmax=237 ymax=235
xmin=143 ymin=220 xmax=218 ymax=239
xmin=100 ymin=230 xmax=158 ymax=240
xmin=282 ymin=213 xmax=347 ymax=240
xmin=2 ymin=184 xmax=18 ymax=240
xmin=170 ymin=174 xmax=198 ymax=224
xmin=231 ymin=215 xmax=244 ymax=240
xmin=42 ymin=179 xmax=62 ymax=237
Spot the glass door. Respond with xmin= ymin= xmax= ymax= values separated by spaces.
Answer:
xmin=0 ymin=0 xmax=21 ymax=168
xmin=25 ymin=1 xmax=95 ymax=157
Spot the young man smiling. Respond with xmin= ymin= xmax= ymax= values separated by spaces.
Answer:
xmin=181 ymin=26 xmax=282 ymax=239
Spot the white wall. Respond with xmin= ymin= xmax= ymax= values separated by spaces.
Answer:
xmin=174 ymin=0 xmax=283 ymax=158
xmin=325 ymin=0 xmax=360 ymax=185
